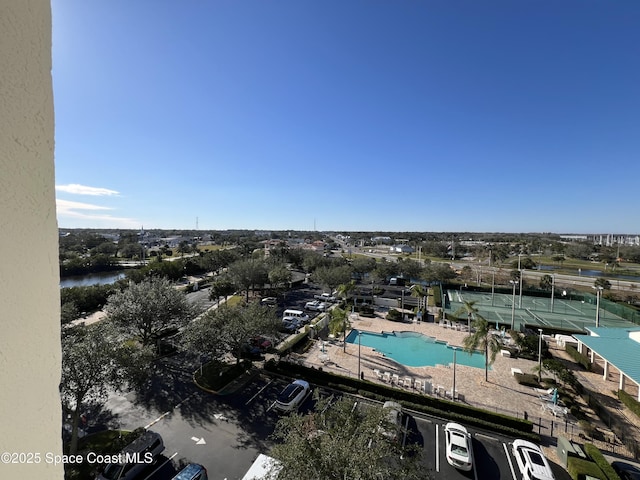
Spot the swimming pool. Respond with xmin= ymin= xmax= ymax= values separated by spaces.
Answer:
xmin=345 ymin=330 xmax=487 ymax=369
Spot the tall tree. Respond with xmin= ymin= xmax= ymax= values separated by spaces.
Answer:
xmin=270 ymin=396 xmax=426 ymax=480
xmin=539 ymin=274 xmax=553 ymax=291
xmin=105 ymin=277 xmax=194 ymax=346
xmin=227 ymin=258 xmax=268 ymax=301
xmin=454 ymin=300 xmax=479 ymax=331
xmin=312 ymin=265 xmax=352 ymax=295
xmin=182 ymin=302 xmax=279 ymax=364
xmin=60 ymin=323 xmax=152 ymax=455
xmin=329 ymin=306 xmax=350 ymax=349
xmin=462 ymin=315 xmax=501 ymax=382
xmin=268 ymin=264 xmax=293 ymax=294
xmin=594 ymin=277 xmax=612 ymax=290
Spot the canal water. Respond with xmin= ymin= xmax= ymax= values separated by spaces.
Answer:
xmin=537 ymin=265 xmax=640 ymax=282
xmin=60 ymin=271 xmax=126 ymax=288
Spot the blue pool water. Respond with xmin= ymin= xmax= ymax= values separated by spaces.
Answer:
xmin=345 ymin=330 xmax=487 ymax=369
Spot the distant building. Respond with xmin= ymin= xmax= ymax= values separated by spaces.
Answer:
xmin=390 ymin=244 xmax=414 ymax=254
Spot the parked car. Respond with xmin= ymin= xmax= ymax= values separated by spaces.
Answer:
xmin=281 ymin=318 xmax=301 ymax=333
xmin=612 ymin=462 xmax=640 ymax=480
xmin=445 ymin=422 xmax=473 ymax=471
xmin=314 ymin=293 xmax=336 ymax=302
xmin=274 ymin=379 xmax=312 ymax=412
xmin=305 ymin=300 xmax=327 ymax=312
xmin=282 ymin=309 xmax=310 ymax=325
xmin=260 ymin=297 xmax=277 ymax=306
xmin=172 ymin=463 xmax=208 ymax=480
xmin=378 ymin=401 xmax=403 ymax=442
xmin=250 ymin=336 xmax=272 ymax=352
xmin=512 ymin=439 xmax=555 ymax=480
xmin=97 ymin=430 xmax=164 ymax=480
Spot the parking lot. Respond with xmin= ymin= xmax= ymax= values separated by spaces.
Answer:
xmin=104 ymin=370 xmax=571 ymax=480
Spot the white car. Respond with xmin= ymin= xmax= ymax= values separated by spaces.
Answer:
xmin=305 ymin=300 xmax=326 ymax=311
xmin=314 ymin=293 xmax=336 ymax=302
xmin=378 ymin=401 xmax=403 ymax=442
xmin=274 ymin=380 xmax=312 ymax=412
xmin=512 ymin=439 xmax=555 ymax=480
xmin=444 ymin=422 xmax=473 ymax=471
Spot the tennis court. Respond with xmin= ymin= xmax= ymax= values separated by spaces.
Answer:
xmin=445 ymin=289 xmax=634 ymax=332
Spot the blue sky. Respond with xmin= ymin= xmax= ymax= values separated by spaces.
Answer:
xmin=52 ymin=1 xmax=640 ymax=233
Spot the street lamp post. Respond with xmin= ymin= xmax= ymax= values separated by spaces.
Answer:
xmin=550 ymin=274 xmax=555 ymax=313
xmin=358 ymin=331 xmax=362 ymax=379
xmin=491 ymin=271 xmax=495 ymax=306
xmin=452 ymin=347 xmax=458 ymax=401
xmin=510 ymin=280 xmax=517 ymax=330
xmin=593 ymin=286 xmax=603 ymax=327
xmin=538 ymin=328 xmax=543 ymax=383
xmin=518 ymin=254 xmax=523 ymax=308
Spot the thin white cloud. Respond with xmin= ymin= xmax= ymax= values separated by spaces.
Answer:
xmin=55 ymin=184 xmax=120 ymax=196
xmin=56 ymin=199 xmax=139 ymax=228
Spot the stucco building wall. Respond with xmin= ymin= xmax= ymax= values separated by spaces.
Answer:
xmin=0 ymin=0 xmax=63 ymax=477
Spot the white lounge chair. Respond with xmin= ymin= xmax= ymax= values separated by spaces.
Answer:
xmin=391 ymin=373 xmax=400 ymax=385
xmin=541 ymin=401 xmax=567 ymax=417
xmin=534 ymin=387 xmax=554 ymax=395
xmin=414 ymin=379 xmax=422 ymax=391
xmin=382 ymin=371 xmax=391 ymax=383
xmin=403 ymin=377 xmax=413 ymax=388
xmin=373 ymin=369 xmax=382 ymax=380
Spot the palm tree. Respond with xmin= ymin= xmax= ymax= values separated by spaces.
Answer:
xmin=410 ymin=284 xmax=428 ymax=315
xmin=454 ymin=300 xmax=478 ymax=331
xmin=329 ymin=306 xmax=350 ymax=352
xmin=335 ymin=280 xmax=357 ymax=309
xmin=462 ymin=315 xmax=501 ymax=382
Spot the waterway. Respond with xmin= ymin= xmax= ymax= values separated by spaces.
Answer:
xmin=60 ymin=271 xmax=127 ymax=288
xmin=536 ymin=265 xmax=640 ymax=282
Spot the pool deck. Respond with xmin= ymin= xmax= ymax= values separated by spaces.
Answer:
xmin=287 ymin=308 xmax=639 ymax=462
xmin=302 ymin=310 xmax=543 ymax=418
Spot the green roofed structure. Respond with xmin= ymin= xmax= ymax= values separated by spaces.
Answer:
xmin=574 ymin=327 xmax=640 ymax=401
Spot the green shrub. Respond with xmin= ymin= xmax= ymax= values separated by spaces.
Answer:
xmin=618 ymin=389 xmax=640 ymax=418
xmin=514 ymin=372 xmax=540 ymax=388
xmin=565 ymin=345 xmax=591 ymax=371
xmin=264 ymin=359 xmax=537 ymax=439
xmin=386 ymin=309 xmax=403 ymax=322
xmin=584 ymin=443 xmax=621 ymax=480
xmin=357 ymin=305 xmax=375 ymax=317
xmin=566 ymin=457 xmax=606 ymax=480
xmin=432 ymin=285 xmax=442 ymax=307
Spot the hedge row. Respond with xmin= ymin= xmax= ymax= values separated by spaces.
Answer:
xmin=584 ymin=443 xmax=621 ymax=480
xmin=617 ymin=389 xmax=640 ymax=419
xmin=264 ymin=359 xmax=538 ymax=441
xmin=565 ymin=345 xmax=591 ymax=371
xmin=567 ymin=457 xmax=606 ymax=480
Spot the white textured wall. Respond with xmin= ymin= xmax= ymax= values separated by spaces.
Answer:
xmin=0 ymin=0 xmax=63 ymax=477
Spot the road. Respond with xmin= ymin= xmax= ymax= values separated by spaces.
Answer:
xmin=344 ymin=243 xmax=640 ymax=293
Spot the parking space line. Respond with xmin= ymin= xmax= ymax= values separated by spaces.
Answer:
xmin=503 ymin=442 xmax=518 ymax=480
xmin=145 ymin=392 xmax=197 ymax=429
xmin=435 ymin=424 xmax=440 ymax=472
xmin=246 ymin=379 xmax=274 ymax=406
